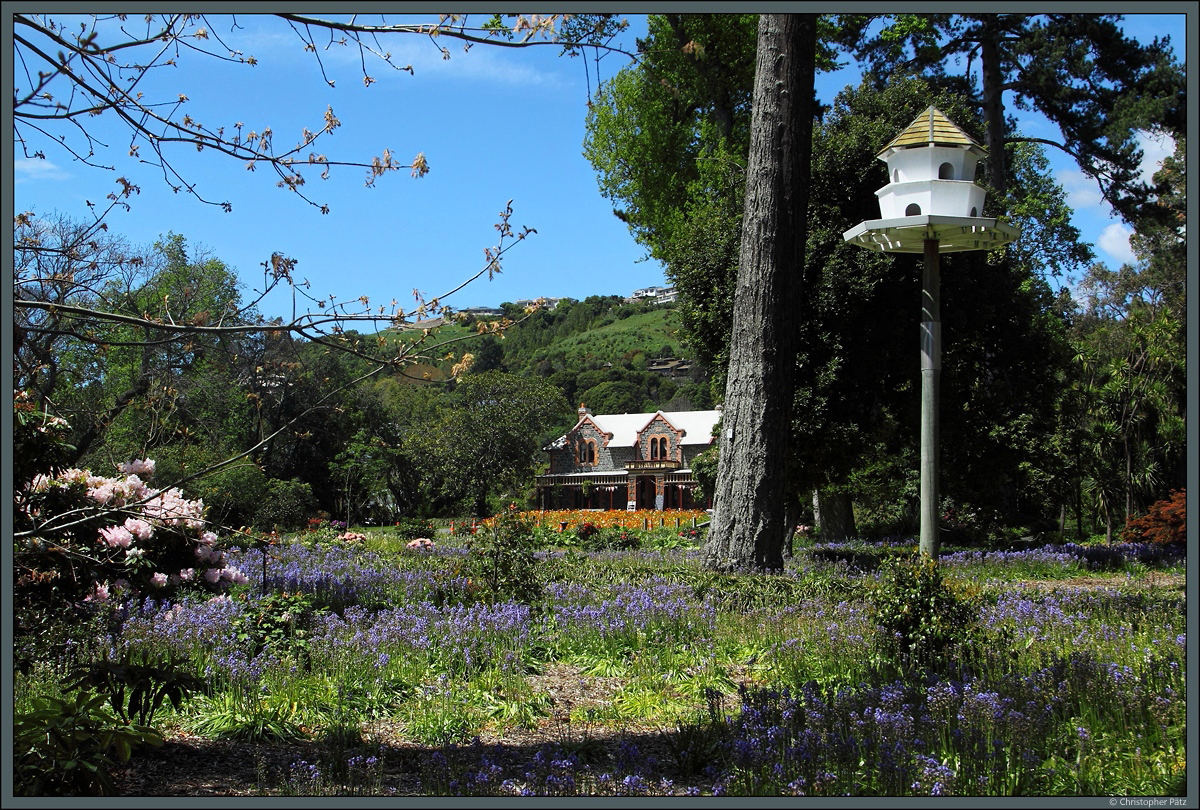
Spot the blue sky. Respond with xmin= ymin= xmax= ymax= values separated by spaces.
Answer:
xmin=13 ymin=12 xmax=1186 ymax=323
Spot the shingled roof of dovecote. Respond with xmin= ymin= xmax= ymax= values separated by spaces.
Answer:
xmin=878 ymin=106 xmax=984 ymax=157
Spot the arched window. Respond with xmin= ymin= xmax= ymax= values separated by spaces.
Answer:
xmin=969 ymin=207 xmax=978 ymax=218
xmin=905 ymin=203 xmax=922 ymax=216
xmin=579 ymin=440 xmax=596 ymax=465
xmin=892 ymin=168 xmax=900 ymax=183
xmin=938 ymin=162 xmax=955 ymax=180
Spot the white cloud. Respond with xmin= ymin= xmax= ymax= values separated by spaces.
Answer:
xmin=1056 ymin=167 xmax=1102 ymax=211
xmin=1136 ymin=129 xmax=1174 ymax=183
xmin=1098 ymin=222 xmax=1136 ymax=265
xmin=13 ymin=157 xmax=70 ymax=182
xmin=233 ymin=15 xmax=568 ymax=89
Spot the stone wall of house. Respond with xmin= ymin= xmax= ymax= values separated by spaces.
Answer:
xmin=637 ymin=414 xmax=681 ymax=462
xmin=550 ymin=418 xmax=717 ymax=475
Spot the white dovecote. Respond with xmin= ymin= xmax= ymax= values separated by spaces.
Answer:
xmin=844 ymin=106 xmax=1018 ymax=254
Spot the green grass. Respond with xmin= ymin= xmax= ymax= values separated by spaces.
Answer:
xmin=13 ymin=532 xmax=1186 ymax=797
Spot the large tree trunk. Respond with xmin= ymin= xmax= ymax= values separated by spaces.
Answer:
xmin=812 ymin=488 xmax=857 ymax=543
xmin=978 ymin=16 xmax=1008 ymax=203
xmin=704 ymin=14 xmax=817 ymax=572
xmin=782 ymin=495 xmax=805 ymax=558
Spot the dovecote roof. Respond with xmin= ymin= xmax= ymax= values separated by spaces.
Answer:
xmin=878 ymin=106 xmax=984 ymax=158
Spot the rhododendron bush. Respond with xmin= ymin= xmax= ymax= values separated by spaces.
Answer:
xmin=14 ymin=390 xmax=241 ymax=658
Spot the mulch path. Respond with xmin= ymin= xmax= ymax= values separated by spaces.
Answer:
xmin=112 ymin=662 xmax=737 ymax=796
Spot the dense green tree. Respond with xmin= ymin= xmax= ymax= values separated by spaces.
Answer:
xmin=584 ymin=13 xmax=761 ymax=264
xmin=49 ymin=233 xmax=258 ymax=469
xmin=832 ymin=13 xmax=1186 ymax=227
xmin=577 ymin=380 xmax=646 ymax=415
xmin=415 ymin=372 xmax=571 ymax=516
xmin=585 ymin=14 xmax=1091 ymax=550
xmin=1063 ymin=138 xmax=1187 ymax=540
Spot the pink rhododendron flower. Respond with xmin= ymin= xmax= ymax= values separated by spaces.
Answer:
xmin=124 ymin=517 xmax=154 ymax=541
xmin=179 ymin=567 xmax=195 ymax=581
xmin=100 ymin=524 xmax=134 ymax=548
xmin=406 ymin=538 xmax=434 ymax=550
xmin=84 ymin=582 xmax=110 ymax=602
xmin=150 ymin=572 xmax=168 ymax=588
xmin=218 ymin=566 xmax=248 ymax=583
xmin=199 ymin=531 xmax=218 ymax=546
xmin=118 ymin=458 xmax=156 ymax=477
xmin=89 ymin=482 xmax=117 ymax=505
xmin=204 ymin=568 xmax=222 ymax=583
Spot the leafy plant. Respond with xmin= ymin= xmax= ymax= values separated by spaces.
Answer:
xmin=466 ymin=503 xmax=542 ymax=605
xmin=869 ymin=554 xmax=978 ymax=674
xmin=64 ymin=648 xmax=206 ymax=727
xmin=231 ymin=590 xmax=323 ymax=665
xmin=1122 ymin=489 xmax=1186 ymax=546
xmin=660 ymin=709 xmax=726 ymax=779
xmin=14 ymin=690 xmax=163 ymax=796
xmin=189 ymin=690 xmax=306 ymax=742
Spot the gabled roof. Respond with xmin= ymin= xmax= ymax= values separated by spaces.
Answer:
xmin=548 ymin=409 xmax=722 ymax=451
xmin=878 ymin=106 xmax=984 ymax=157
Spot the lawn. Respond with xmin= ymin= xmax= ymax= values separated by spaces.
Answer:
xmin=13 ymin=512 xmax=1187 ymax=797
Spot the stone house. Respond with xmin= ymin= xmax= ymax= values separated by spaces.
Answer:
xmin=536 ymin=405 xmax=722 ymax=511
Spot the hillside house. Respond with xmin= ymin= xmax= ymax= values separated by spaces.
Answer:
xmin=536 ymin=405 xmax=721 ymax=511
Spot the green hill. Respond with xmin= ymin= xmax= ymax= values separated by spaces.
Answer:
xmin=371 ymin=296 xmax=714 ymax=413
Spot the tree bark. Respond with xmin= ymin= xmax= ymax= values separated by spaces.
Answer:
xmin=813 ymin=488 xmax=857 ymax=543
xmin=979 ymin=17 xmax=1008 ymax=203
xmin=704 ymin=13 xmax=816 ymax=572
xmin=782 ymin=495 xmax=805 ymax=558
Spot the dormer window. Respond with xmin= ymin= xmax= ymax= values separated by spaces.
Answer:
xmin=578 ymin=439 xmax=597 ymax=465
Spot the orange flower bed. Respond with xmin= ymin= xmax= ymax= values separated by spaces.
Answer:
xmin=520 ymin=509 xmax=710 ymax=531
xmin=447 ymin=509 xmax=709 ymax=534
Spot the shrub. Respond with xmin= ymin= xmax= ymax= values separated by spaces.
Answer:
xmin=395 ymin=517 xmax=436 ymax=542
xmin=466 ymin=503 xmax=542 ymax=605
xmin=253 ymin=478 xmax=317 ymax=532
xmin=187 ymin=460 xmax=268 ymax=530
xmin=576 ymin=521 xmax=601 ymax=547
xmin=869 ymin=554 xmax=978 ymax=675
xmin=599 ymin=526 xmax=642 ymax=550
xmin=13 ymin=393 xmax=239 ymax=667
xmin=1123 ymin=490 xmax=1186 ymax=546
xmin=14 ymin=689 xmax=163 ymax=796
xmin=231 ymin=590 xmax=324 ymax=665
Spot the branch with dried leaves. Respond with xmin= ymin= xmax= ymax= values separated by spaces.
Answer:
xmin=14 ymin=13 xmax=635 ymax=218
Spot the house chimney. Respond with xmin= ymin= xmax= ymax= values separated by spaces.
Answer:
xmin=578 ymin=403 xmax=591 ymax=418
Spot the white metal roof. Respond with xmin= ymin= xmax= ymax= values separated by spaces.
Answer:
xmin=550 ymin=409 xmax=722 ymax=449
